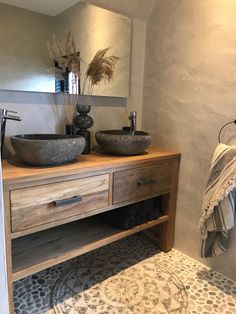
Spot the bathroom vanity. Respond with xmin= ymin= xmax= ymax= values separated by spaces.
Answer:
xmin=2 ymin=147 xmax=180 ymax=313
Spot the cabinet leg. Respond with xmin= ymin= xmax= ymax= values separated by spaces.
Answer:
xmin=159 ymin=160 xmax=179 ymax=252
xmin=159 ymin=194 xmax=174 ymax=252
xmin=8 ymin=282 xmax=14 ymax=314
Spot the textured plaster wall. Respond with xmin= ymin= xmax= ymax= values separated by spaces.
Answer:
xmin=143 ymin=0 xmax=236 ymax=280
xmin=55 ymin=1 xmax=131 ymax=97
xmin=0 ymin=3 xmax=55 ymax=92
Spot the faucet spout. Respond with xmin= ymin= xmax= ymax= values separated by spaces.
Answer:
xmin=2 ymin=114 xmax=22 ymax=121
xmin=1 ymin=109 xmax=21 ymax=121
xmin=128 ymin=111 xmax=137 ymax=135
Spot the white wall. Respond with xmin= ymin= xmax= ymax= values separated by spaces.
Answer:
xmin=143 ymin=0 xmax=236 ymax=280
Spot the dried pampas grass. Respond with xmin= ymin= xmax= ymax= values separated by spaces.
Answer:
xmin=82 ymin=48 xmax=120 ymax=95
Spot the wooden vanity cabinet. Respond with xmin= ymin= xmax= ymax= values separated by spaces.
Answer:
xmin=2 ymin=147 xmax=180 ymax=313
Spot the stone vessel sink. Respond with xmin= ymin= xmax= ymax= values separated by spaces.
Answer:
xmin=11 ymin=134 xmax=85 ymax=166
xmin=95 ymin=130 xmax=151 ymax=156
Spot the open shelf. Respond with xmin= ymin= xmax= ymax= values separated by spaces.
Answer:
xmin=12 ymin=214 xmax=168 ymax=282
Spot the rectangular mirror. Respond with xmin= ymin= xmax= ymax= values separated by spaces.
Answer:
xmin=0 ymin=1 xmax=131 ymax=96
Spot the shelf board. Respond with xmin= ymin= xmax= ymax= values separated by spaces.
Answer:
xmin=12 ymin=215 xmax=168 ymax=282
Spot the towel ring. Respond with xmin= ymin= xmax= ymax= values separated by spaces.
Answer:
xmin=218 ymin=120 xmax=236 ymax=143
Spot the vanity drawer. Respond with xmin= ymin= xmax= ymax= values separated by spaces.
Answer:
xmin=11 ymin=174 xmax=109 ymax=233
xmin=113 ymin=163 xmax=172 ymax=204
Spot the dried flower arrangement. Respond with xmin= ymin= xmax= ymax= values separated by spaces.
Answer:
xmin=47 ymin=31 xmax=80 ymax=82
xmin=48 ymin=32 xmax=80 ymax=126
xmin=48 ymin=31 xmax=120 ymax=127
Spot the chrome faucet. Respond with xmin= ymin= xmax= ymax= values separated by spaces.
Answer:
xmin=0 ymin=108 xmax=21 ymax=157
xmin=128 ymin=111 xmax=137 ymax=135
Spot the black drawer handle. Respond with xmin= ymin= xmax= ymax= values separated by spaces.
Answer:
xmin=53 ymin=195 xmax=82 ymax=207
xmin=137 ymin=178 xmax=157 ymax=186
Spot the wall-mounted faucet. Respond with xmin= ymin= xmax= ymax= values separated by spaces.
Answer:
xmin=0 ymin=108 xmax=21 ymax=157
xmin=128 ymin=111 xmax=137 ymax=135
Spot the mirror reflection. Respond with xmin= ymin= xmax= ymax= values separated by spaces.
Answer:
xmin=0 ymin=1 xmax=131 ymax=96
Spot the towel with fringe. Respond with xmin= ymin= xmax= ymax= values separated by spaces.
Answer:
xmin=198 ymin=143 xmax=236 ymax=257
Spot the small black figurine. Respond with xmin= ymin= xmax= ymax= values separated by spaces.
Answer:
xmin=74 ymin=104 xmax=93 ymax=154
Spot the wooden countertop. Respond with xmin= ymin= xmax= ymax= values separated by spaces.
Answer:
xmin=2 ymin=146 xmax=181 ymax=184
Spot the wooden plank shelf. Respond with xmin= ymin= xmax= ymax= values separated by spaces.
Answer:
xmin=12 ymin=215 xmax=169 ymax=282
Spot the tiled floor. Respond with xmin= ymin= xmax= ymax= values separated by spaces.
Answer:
xmin=13 ymin=233 xmax=236 ymax=314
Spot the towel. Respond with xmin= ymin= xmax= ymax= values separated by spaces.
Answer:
xmin=142 ymin=199 xmax=160 ymax=221
xmin=198 ymin=143 xmax=236 ymax=257
xmin=99 ymin=204 xmax=142 ymax=230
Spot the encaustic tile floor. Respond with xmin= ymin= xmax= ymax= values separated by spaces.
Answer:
xmin=13 ymin=232 xmax=236 ymax=314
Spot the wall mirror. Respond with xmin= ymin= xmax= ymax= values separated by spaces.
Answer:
xmin=0 ymin=1 xmax=131 ymax=96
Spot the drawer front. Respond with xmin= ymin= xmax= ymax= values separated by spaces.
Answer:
xmin=113 ymin=163 xmax=172 ymax=204
xmin=11 ymin=174 xmax=109 ymax=232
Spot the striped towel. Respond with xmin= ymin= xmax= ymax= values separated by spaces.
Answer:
xmin=199 ymin=143 xmax=236 ymax=257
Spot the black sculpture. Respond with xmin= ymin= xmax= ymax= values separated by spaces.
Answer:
xmin=74 ymin=104 xmax=93 ymax=154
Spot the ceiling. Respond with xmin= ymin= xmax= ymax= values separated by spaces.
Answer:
xmin=0 ymin=0 xmax=80 ymax=16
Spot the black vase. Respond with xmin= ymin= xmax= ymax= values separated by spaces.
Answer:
xmin=74 ymin=105 xmax=94 ymax=154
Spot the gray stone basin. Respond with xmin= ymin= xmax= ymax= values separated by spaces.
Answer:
xmin=95 ymin=130 xmax=151 ymax=155
xmin=11 ymin=134 xmax=85 ymax=166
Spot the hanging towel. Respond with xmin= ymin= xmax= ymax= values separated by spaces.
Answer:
xmin=198 ymin=143 xmax=236 ymax=257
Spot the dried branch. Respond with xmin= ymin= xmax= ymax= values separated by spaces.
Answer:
xmin=63 ymin=93 xmax=78 ymax=125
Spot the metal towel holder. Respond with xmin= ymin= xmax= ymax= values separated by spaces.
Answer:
xmin=218 ymin=120 xmax=236 ymax=143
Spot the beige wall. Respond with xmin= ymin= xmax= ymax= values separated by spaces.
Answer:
xmin=0 ymin=3 xmax=55 ymax=92
xmin=143 ymin=0 xmax=236 ymax=280
xmin=55 ymin=1 xmax=131 ymax=97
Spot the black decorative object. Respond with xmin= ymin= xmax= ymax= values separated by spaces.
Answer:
xmin=65 ymin=124 xmax=74 ymax=135
xmin=74 ymin=104 xmax=94 ymax=154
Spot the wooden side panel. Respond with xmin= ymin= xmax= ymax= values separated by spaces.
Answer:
xmin=0 ymin=173 xmax=11 ymax=313
xmin=11 ymin=174 xmax=109 ymax=233
xmin=113 ymin=162 xmax=172 ymax=204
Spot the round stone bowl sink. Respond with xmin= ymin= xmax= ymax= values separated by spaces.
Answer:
xmin=95 ymin=130 xmax=151 ymax=156
xmin=11 ymin=134 xmax=85 ymax=166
